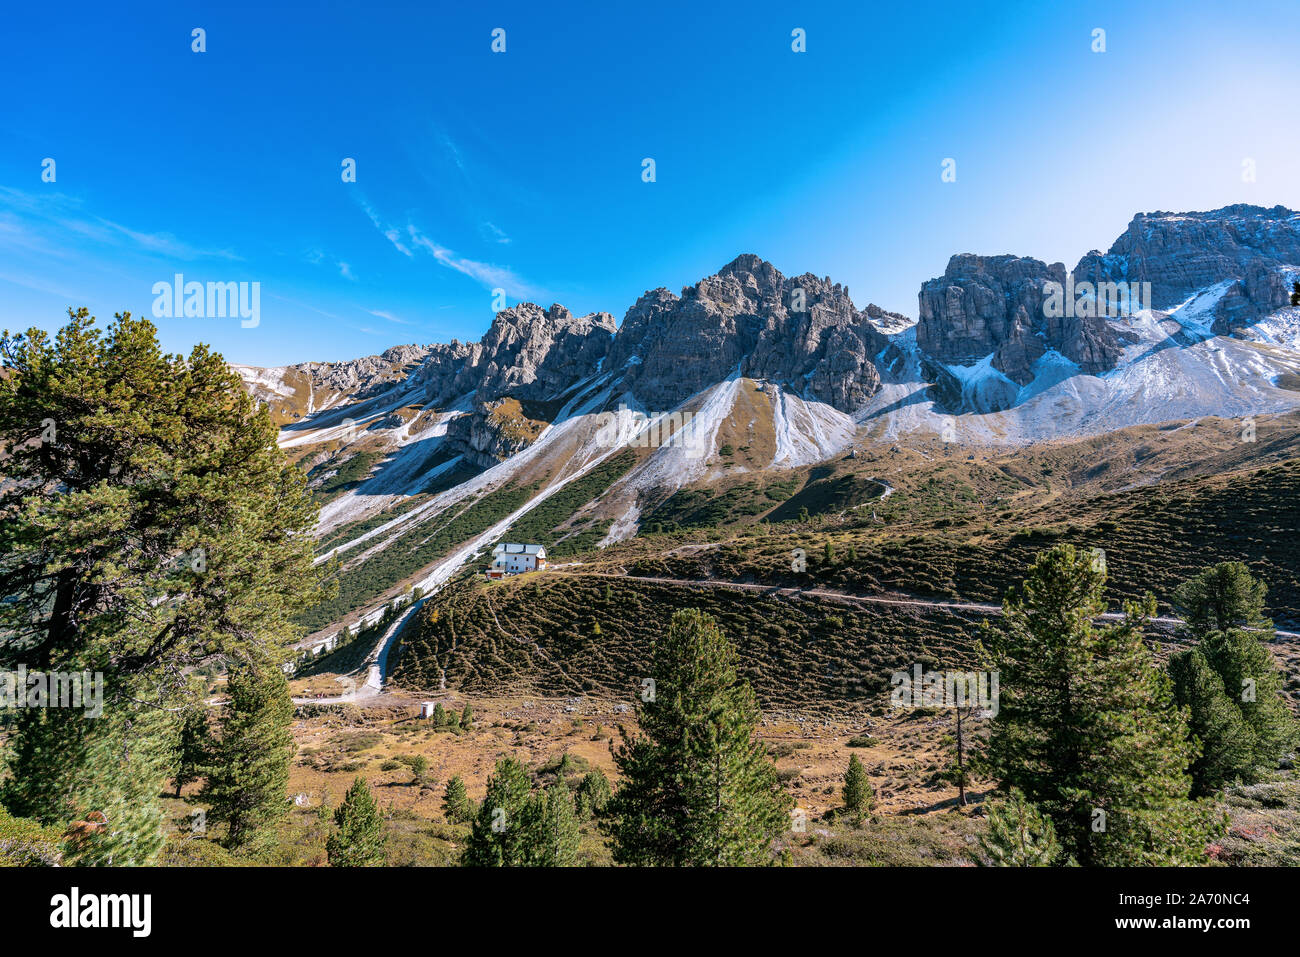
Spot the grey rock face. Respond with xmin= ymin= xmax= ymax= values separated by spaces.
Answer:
xmin=1073 ymin=204 xmax=1300 ymax=316
xmin=916 ymin=254 xmax=1122 ymax=387
xmin=917 ymin=255 xmax=1063 ymax=371
xmin=416 ymin=304 xmax=616 ymax=410
xmin=916 ymin=206 xmax=1300 ymax=403
xmin=455 ymin=400 xmax=538 ymax=467
xmin=424 ymin=303 xmax=616 ymax=467
xmin=993 ymin=310 xmax=1047 ymax=385
xmin=1211 ymin=260 xmax=1292 ymax=334
xmin=251 ymin=205 xmax=1300 ymax=467
xmin=455 ymin=303 xmax=616 ymax=401
xmin=298 ymin=344 xmax=435 ymax=400
xmin=607 ymin=254 xmax=889 ymax=412
xmin=414 ymin=340 xmax=478 ymax=405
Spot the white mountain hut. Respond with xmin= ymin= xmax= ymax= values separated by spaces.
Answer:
xmin=486 ymin=543 xmax=548 ymax=579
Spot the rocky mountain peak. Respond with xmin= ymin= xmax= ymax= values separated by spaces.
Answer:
xmin=452 ymin=302 xmax=615 ymax=403
xmin=713 ymin=253 xmax=786 ymax=299
xmin=606 ymin=257 xmax=888 ymax=412
xmin=1074 ymin=204 xmax=1300 ymax=324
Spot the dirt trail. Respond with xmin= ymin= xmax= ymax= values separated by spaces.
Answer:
xmin=551 ymin=570 xmax=1300 ymax=639
xmin=291 ymin=596 xmax=425 ymax=705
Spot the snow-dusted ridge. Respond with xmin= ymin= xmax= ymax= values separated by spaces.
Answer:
xmin=245 ymin=230 xmax=1300 ymax=638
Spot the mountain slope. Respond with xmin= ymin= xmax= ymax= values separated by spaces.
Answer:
xmin=237 ymin=204 xmax=1300 ymax=638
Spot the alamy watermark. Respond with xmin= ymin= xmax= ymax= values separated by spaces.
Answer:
xmin=1043 ymin=273 xmax=1151 ymax=319
xmin=890 ymin=664 xmax=999 ymax=717
xmin=1 ymin=666 xmax=104 ymax=718
xmin=151 ymin=274 xmax=260 ymax=328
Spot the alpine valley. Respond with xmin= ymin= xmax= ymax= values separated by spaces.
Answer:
xmin=231 ymin=204 xmax=1300 ymax=864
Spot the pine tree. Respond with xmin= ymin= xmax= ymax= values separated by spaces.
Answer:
xmin=823 ymin=541 xmax=835 ymax=564
xmin=442 ymin=776 xmax=473 ymax=825
xmin=983 ymin=544 xmax=1221 ymax=865
xmin=1168 ymin=648 xmax=1254 ymax=795
xmin=409 ymin=755 xmax=429 ymax=787
xmin=326 ymin=776 xmax=387 ymax=867
xmin=575 ymin=770 xmax=612 ymax=821
xmin=556 ymin=752 xmax=577 ymax=782
xmin=200 ymin=662 xmax=295 ymax=853
xmin=1200 ymin=628 xmax=1298 ymax=771
xmin=461 ymin=757 xmax=539 ymax=866
xmin=1172 ymin=564 xmax=1298 ymax=781
xmin=979 ymin=789 xmax=1063 ymax=866
xmin=432 ymin=703 xmax=447 ymax=727
xmin=533 ymin=778 xmax=581 ymax=866
xmin=316 ymin=796 xmax=333 ymax=829
xmin=171 ymin=706 xmax=211 ymax=798
xmin=1172 ymin=562 xmax=1270 ymax=635
xmin=603 ymin=608 xmax=793 ymax=866
xmin=841 ymin=753 xmax=872 ymax=822
xmin=2 ymin=682 xmax=170 ymax=866
xmin=1291 ymin=280 xmax=1300 ymax=307
xmin=460 ymin=702 xmax=473 ymax=730
xmin=0 ymin=310 xmax=325 ymax=845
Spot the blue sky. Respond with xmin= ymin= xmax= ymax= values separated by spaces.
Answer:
xmin=3 ymin=0 xmax=1299 ymax=366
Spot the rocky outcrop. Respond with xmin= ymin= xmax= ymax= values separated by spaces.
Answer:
xmin=916 ymin=254 xmax=1123 ymax=390
xmin=1210 ymin=260 xmax=1294 ymax=335
xmin=420 ymin=304 xmax=616 ymax=466
xmin=294 ymin=344 xmax=436 ymax=401
xmin=916 ymin=206 xmax=1300 ymax=403
xmin=1073 ymin=204 xmax=1300 ymax=324
xmin=607 ymin=254 xmax=889 ymax=412
xmin=455 ymin=303 xmax=616 ymax=400
xmin=917 ymin=255 xmax=1058 ymax=369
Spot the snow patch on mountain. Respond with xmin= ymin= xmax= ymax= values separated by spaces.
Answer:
xmin=1166 ymin=281 xmax=1235 ymax=339
xmin=770 ymin=384 xmax=857 ymax=466
xmin=234 ymin=364 xmax=293 ymax=396
xmin=1248 ymin=306 xmax=1300 ymax=351
xmin=599 ymin=502 xmax=641 ymax=547
xmin=945 ymin=353 xmax=1020 ymax=412
xmin=856 ymin=292 xmax=1300 ymax=445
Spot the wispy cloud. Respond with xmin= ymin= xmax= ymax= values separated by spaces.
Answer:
xmin=406 ymin=225 xmax=547 ymax=300
xmin=354 ymin=193 xmax=548 ymax=302
xmin=356 ymin=195 xmax=413 ymax=258
xmin=439 ymin=132 xmax=469 ymax=177
xmin=0 ymin=268 xmax=92 ymax=304
xmin=304 ymin=246 xmax=356 ymax=281
xmin=86 ymin=217 xmax=241 ymax=261
xmin=367 ymin=308 xmax=413 ymax=325
xmin=479 ymin=221 xmax=511 ymax=244
xmin=267 ymin=293 xmax=346 ymax=322
xmin=0 ymin=187 xmax=242 ymax=262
